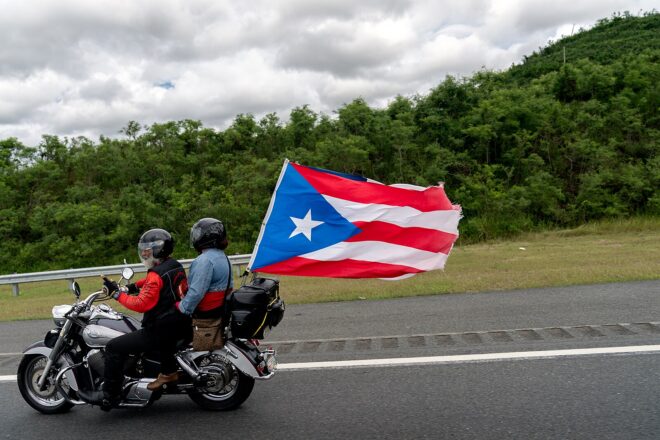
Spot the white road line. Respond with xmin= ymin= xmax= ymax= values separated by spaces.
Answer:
xmin=276 ymin=344 xmax=660 ymax=370
xmin=2 ymin=345 xmax=660 ymax=383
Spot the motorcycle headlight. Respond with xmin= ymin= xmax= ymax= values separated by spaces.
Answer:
xmin=52 ymin=305 xmax=72 ymax=327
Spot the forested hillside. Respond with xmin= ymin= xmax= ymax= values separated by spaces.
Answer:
xmin=1 ymin=12 xmax=658 ymax=272
xmin=507 ymin=12 xmax=660 ymax=82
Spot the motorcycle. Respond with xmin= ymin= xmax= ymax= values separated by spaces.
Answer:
xmin=17 ymin=266 xmax=284 ymax=414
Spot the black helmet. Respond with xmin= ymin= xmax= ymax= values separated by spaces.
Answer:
xmin=138 ymin=228 xmax=174 ymax=268
xmin=190 ymin=218 xmax=226 ymax=252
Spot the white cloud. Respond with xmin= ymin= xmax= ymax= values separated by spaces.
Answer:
xmin=0 ymin=0 xmax=655 ymax=146
xmin=277 ymin=18 xmax=416 ymax=77
xmin=0 ymin=70 xmax=69 ymax=124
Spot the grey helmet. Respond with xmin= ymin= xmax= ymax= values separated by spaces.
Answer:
xmin=138 ymin=228 xmax=174 ymax=269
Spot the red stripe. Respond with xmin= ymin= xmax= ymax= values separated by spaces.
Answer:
xmin=254 ymin=257 xmax=424 ymax=279
xmin=291 ymin=163 xmax=454 ymax=212
xmin=347 ymin=221 xmax=456 ymax=254
xmin=196 ymin=290 xmax=227 ymax=311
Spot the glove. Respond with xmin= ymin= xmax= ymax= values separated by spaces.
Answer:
xmin=112 ymin=287 xmax=128 ymax=300
xmin=126 ymin=283 xmax=139 ymax=294
xmin=101 ymin=276 xmax=119 ymax=296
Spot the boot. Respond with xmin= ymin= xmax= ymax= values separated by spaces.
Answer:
xmin=78 ymin=389 xmax=106 ymax=405
xmin=147 ymin=372 xmax=181 ymax=391
xmin=79 ymin=378 xmax=121 ymax=411
xmin=77 ymin=389 xmax=119 ymax=411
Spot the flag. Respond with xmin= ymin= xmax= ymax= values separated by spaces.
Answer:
xmin=247 ymin=160 xmax=461 ymax=278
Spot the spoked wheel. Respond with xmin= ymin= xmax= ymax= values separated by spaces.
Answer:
xmin=187 ymin=353 xmax=254 ymax=411
xmin=17 ymin=354 xmax=74 ymax=414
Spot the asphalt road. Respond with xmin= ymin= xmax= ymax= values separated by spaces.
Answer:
xmin=1 ymin=280 xmax=660 ymax=439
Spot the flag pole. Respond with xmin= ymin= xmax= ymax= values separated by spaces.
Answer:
xmin=246 ymin=158 xmax=290 ymax=274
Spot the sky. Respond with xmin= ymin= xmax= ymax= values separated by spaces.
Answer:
xmin=0 ymin=0 xmax=656 ymax=147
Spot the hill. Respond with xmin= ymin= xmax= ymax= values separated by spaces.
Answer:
xmin=0 ymin=13 xmax=658 ymax=273
xmin=507 ymin=11 xmax=660 ymax=83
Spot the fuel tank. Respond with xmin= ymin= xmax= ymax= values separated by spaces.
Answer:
xmin=82 ymin=324 xmax=125 ymax=348
xmin=91 ymin=316 xmax=141 ymax=333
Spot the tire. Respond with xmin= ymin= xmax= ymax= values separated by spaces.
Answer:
xmin=17 ymin=354 xmax=74 ymax=414
xmin=187 ymin=354 xmax=255 ymax=411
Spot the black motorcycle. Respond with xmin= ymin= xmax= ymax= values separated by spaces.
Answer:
xmin=17 ymin=267 xmax=284 ymax=414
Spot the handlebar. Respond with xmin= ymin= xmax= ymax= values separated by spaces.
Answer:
xmin=63 ymin=290 xmax=113 ymax=325
xmin=66 ymin=290 xmax=109 ymax=316
xmin=85 ymin=290 xmax=109 ymax=305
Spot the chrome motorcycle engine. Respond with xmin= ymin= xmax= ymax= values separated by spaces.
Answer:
xmin=85 ymin=349 xmax=105 ymax=376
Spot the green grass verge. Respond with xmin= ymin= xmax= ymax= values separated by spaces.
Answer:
xmin=1 ymin=217 xmax=659 ymax=322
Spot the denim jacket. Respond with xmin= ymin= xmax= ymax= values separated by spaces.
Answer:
xmin=177 ymin=248 xmax=232 ymax=316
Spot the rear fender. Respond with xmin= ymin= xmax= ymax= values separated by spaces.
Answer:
xmin=189 ymin=341 xmax=264 ymax=379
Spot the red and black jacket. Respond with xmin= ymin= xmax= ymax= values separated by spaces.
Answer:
xmin=117 ymin=258 xmax=188 ymax=327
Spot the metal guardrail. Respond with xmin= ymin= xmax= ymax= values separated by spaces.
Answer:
xmin=0 ymin=254 xmax=252 ymax=296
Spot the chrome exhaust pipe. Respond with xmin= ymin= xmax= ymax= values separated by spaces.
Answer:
xmin=175 ymin=352 xmax=201 ymax=381
xmin=55 ymin=366 xmax=86 ymax=405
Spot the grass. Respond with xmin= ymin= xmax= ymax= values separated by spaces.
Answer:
xmin=1 ymin=217 xmax=659 ymax=322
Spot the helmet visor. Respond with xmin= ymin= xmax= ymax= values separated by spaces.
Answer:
xmin=138 ymin=240 xmax=164 ymax=257
xmin=189 ymin=227 xmax=202 ymax=248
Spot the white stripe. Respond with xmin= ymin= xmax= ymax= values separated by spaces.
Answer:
xmin=388 ymin=183 xmax=429 ymax=191
xmin=323 ymin=195 xmax=460 ymax=235
xmin=301 ymin=241 xmax=448 ymax=271
xmin=277 ymin=345 xmax=660 ymax=370
xmin=367 ymin=180 xmax=439 ymax=191
xmin=0 ymin=375 xmax=16 ymax=382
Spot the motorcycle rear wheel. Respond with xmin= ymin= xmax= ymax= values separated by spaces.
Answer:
xmin=17 ymin=354 xmax=74 ymax=414
xmin=187 ymin=354 xmax=255 ymax=411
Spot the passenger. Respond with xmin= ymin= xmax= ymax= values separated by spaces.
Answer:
xmin=176 ymin=218 xmax=232 ymax=327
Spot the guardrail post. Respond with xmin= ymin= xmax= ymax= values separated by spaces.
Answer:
xmin=12 ymin=283 xmax=19 ymax=297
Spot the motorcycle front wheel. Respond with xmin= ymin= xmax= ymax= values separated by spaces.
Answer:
xmin=187 ymin=353 xmax=255 ymax=411
xmin=17 ymin=354 xmax=74 ymax=414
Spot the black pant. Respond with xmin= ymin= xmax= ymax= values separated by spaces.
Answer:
xmin=103 ymin=312 xmax=192 ymax=395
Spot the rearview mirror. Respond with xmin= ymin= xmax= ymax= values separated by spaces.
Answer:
xmin=70 ymin=281 xmax=81 ymax=299
xmin=122 ymin=267 xmax=134 ymax=281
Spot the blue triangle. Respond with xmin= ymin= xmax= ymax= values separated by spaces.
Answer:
xmin=251 ymin=164 xmax=361 ymax=270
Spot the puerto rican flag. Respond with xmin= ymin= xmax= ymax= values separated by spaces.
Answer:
xmin=247 ymin=160 xmax=461 ymax=278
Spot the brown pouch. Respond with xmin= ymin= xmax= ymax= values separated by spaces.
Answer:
xmin=191 ymin=317 xmax=224 ymax=351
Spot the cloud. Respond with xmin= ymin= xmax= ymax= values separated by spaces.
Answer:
xmin=79 ymin=76 xmax=131 ymax=101
xmin=0 ymin=0 xmax=656 ymax=146
xmin=0 ymin=70 xmax=68 ymax=124
xmin=277 ymin=0 xmax=412 ymax=24
xmin=277 ymin=19 xmax=415 ymax=77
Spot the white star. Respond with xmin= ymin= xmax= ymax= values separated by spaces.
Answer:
xmin=289 ymin=209 xmax=324 ymax=241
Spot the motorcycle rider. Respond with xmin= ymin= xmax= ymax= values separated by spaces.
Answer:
xmin=176 ymin=218 xmax=233 ymax=322
xmin=78 ymin=228 xmax=191 ymax=410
